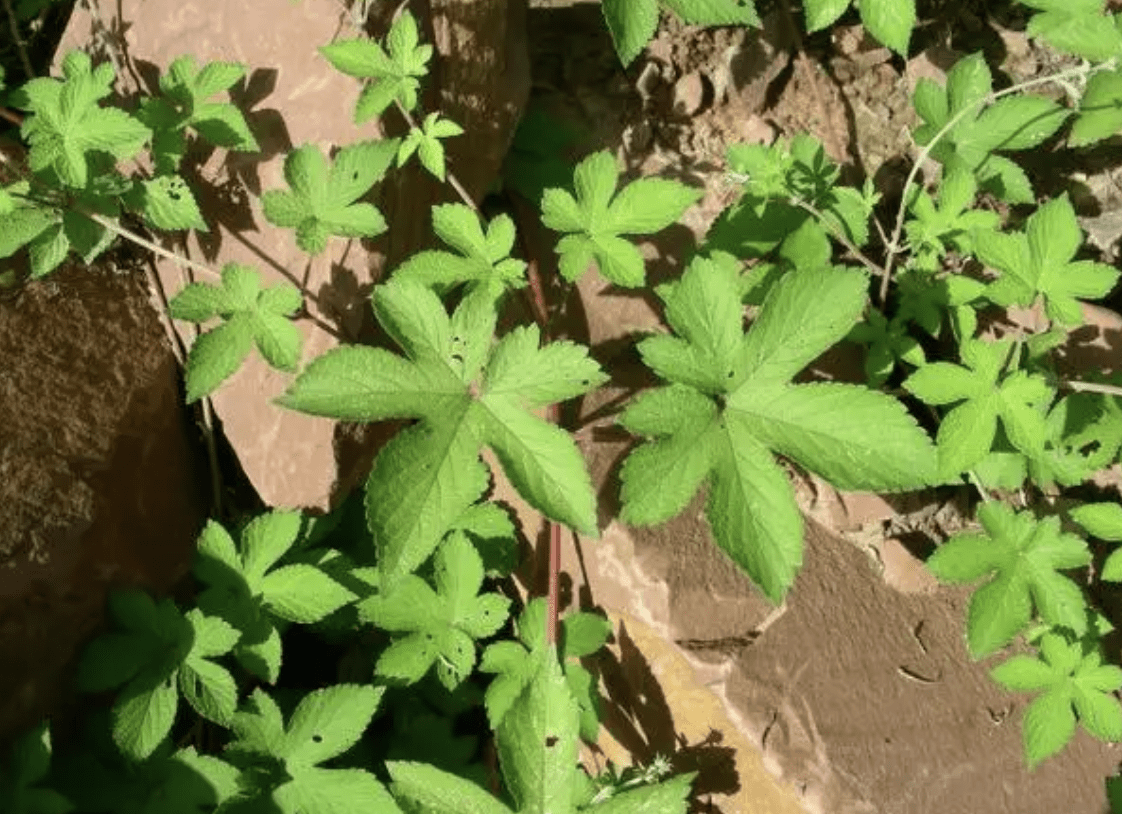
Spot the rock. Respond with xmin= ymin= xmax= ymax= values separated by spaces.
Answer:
xmin=672 ymin=70 xmax=707 ymax=117
xmin=56 ymin=0 xmax=529 ymax=512
xmin=0 ymin=260 xmax=206 ymax=745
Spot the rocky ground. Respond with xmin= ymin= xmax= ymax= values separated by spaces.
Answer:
xmin=2 ymin=0 xmax=1122 ymax=812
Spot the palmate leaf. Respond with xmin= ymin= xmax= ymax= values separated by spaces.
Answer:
xmin=319 ymin=10 xmax=433 ymax=121
xmin=358 ymin=532 xmax=510 ymax=690
xmin=193 ymin=511 xmax=357 ymax=684
xmin=278 ymin=279 xmax=607 ymax=582
xmin=903 ymin=338 xmax=1055 ymax=478
xmin=992 ymin=632 xmax=1122 ymax=769
xmin=619 ymin=256 xmax=937 ymax=602
xmin=392 ymin=203 xmax=527 ymax=293
xmin=903 ymin=165 xmax=999 ymax=273
xmin=225 ymin=685 xmax=399 ymax=814
xmin=168 ymin=263 xmax=304 ymax=403
xmin=262 ymin=139 xmax=397 ymax=255
xmin=974 ymin=194 xmax=1120 ymax=325
xmin=479 ymin=599 xmax=610 ymax=743
xmin=392 ymin=638 xmax=695 ymax=814
xmin=911 ymin=53 xmax=1069 ymax=203
xmin=541 ymin=150 xmax=701 ymax=286
xmin=397 ymin=112 xmax=463 ymax=181
xmin=75 ymin=590 xmax=240 ymax=761
xmin=926 ymin=503 xmax=1092 ymax=659
xmin=13 ymin=50 xmax=150 ymax=189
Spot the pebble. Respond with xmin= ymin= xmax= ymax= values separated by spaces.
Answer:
xmin=673 ymin=70 xmax=707 ymax=117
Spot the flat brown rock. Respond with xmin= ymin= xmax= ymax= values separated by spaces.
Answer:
xmin=0 ymin=261 xmax=205 ymax=744
xmin=58 ymin=0 xmax=528 ymax=511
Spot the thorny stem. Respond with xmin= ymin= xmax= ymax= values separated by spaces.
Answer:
xmin=880 ymin=60 xmax=1115 ymax=304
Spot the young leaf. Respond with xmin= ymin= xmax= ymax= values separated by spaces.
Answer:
xmin=846 ymin=307 xmax=926 ymax=387
xmin=262 ymin=140 xmax=396 ymax=255
xmin=479 ymin=599 xmax=611 ymax=743
xmin=139 ymin=174 xmax=208 ymax=232
xmin=974 ymin=194 xmax=1120 ymax=325
xmin=600 ymin=0 xmax=758 ymax=66
xmin=392 ymin=203 xmax=527 ymax=293
xmin=1071 ymin=502 xmax=1122 ymax=580
xmin=359 ymin=532 xmax=510 ymax=690
xmin=136 ymin=54 xmax=258 ymax=171
xmin=903 ymin=338 xmax=1054 ymax=478
xmin=450 ymin=502 xmax=521 ymax=578
xmin=619 ymin=256 xmax=938 ymax=602
xmin=13 ymin=50 xmax=150 ymax=188
xmin=858 ymin=0 xmax=916 ymax=55
xmin=168 ymin=263 xmax=304 ymax=403
xmin=320 ymin=10 xmax=434 ymax=122
xmin=600 ymin=0 xmax=660 ymax=66
xmin=1071 ymin=68 xmax=1122 ymax=146
xmin=278 ymin=278 xmax=607 ymax=581
xmin=541 ymin=150 xmax=701 ymax=286
xmin=225 ymin=685 xmax=397 ymax=814
xmin=1021 ymin=0 xmax=1122 ymax=61
xmin=903 ymin=166 xmax=999 ymax=273
xmin=397 ymin=111 xmax=463 ymax=181
xmin=926 ymin=503 xmax=1092 ymax=658
xmin=992 ymin=632 xmax=1122 ymax=769
xmin=193 ymin=511 xmax=356 ymax=683
xmin=76 ymin=590 xmax=240 ymax=761
xmin=0 ymin=722 xmax=73 ymax=814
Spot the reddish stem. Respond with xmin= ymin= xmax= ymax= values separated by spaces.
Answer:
xmin=512 ymin=193 xmax=563 ymax=648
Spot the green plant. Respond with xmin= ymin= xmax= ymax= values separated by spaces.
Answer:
xmin=3 ymin=1 xmax=1122 ymax=811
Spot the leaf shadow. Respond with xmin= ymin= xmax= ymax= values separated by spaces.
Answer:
xmin=594 ymin=620 xmax=741 ymax=812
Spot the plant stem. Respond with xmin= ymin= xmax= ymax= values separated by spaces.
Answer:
xmin=391 ymin=97 xmax=480 ymax=214
xmin=789 ymin=196 xmax=885 ymax=278
xmin=1061 ymin=379 xmax=1122 ymax=398
xmin=967 ymin=470 xmax=992 ymax=503
xmin=880 ymin=60 xmax=1113 ymax=304
xmin=85 ymin=210 xmax=225 ymax=280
